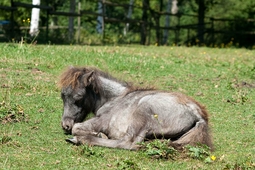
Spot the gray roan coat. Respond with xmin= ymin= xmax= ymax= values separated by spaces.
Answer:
xmin=59 ymin=66 xmax=213 ymax=150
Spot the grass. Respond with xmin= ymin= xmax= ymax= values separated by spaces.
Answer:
xmin=0 ymin=43 xmax=255 ymax=169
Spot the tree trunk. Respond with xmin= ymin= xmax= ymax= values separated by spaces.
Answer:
xmin=29 ymin=0 xmax=40 ymax=36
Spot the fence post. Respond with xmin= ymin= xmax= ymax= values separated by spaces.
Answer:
xmin=124 ymin=0 xmax=134 ymax=36
xmin=10 ymin=0 xmax=14 ymax=39
xmin=163 ymin=0 xmax=171 ymax=45
xmin=197 ymin=0 xmax=205 ymax=44
xmin=154 ymin=0 xmax=163 ymax=45
xmin=210 ymin=17 xmax=214 ymax=46
xmin=45 ymin=0 xmax=49 ymax=43
xmin=68 ymin=0 xmax=76 ymax=42
xmin=96 ymin=0 xmax=105 ymax=43
xmin=77 ymin=1 xmax=81 ymax=43
xmin=141 ymin=0 xmax=149 ymax=45
xmin=175 ymin=14 xmax=180 ymax=45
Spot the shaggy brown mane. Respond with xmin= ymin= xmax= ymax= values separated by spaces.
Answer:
xmin=58 ymin=66 xmax=131 ymax=90
xmin=58 ymin=67 xmax=84 ymax=89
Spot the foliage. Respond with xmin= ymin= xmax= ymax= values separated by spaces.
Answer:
xmin=79 ymin=144 xmax=105 ymax=157
xmin=116 ymin=159 xmax=140 ymax=170
xmin=185 ymin=144 xmax=214 ymax=163
xmin=140 ymin=139 xmax=177 ymax=160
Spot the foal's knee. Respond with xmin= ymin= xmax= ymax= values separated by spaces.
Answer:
xmin=71 ymin=123 xmax=97 ymax=136
xmin=71 ymin=123 xmax=83 ymax=135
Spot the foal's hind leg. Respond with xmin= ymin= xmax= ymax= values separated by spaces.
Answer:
xmin=67 ymin=135 xmax=142 ymax=150
xmin=170 ymin=120 xmax=213 ymax=150
xmin=68 ymin=131 xmax=147 ymax=150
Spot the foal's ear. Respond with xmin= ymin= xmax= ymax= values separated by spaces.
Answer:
xmin=82 ymin=70 xmax=94 ymax=86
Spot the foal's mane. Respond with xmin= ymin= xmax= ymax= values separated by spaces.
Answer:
xmin=58 ymin=66 xmax=131 ymax=91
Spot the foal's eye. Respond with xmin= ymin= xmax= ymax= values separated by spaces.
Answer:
xmin=74 ymin=98 xmax=83 ymax=106
xmin=73 ymin=94 xmax=83 ymax=101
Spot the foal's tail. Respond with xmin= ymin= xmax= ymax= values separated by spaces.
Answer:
xmin=171 ymin=119 xmax=213 ymax=150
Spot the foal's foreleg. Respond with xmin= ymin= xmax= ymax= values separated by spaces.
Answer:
xmin=71 ymin=117 xmax=100 ymax=136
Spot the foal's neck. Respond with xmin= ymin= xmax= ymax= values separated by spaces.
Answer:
xmin=99 ymin=76 xmax=128 ymax=98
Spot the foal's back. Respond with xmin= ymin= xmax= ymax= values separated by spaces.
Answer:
xmin=97 ymin=90 xmax=208 ymax=141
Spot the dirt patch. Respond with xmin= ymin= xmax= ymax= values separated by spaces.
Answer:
xmin=0 ymin=101 xmax=29 ymax=124
xmin=233 ymin=81 xmax=255 ymax=88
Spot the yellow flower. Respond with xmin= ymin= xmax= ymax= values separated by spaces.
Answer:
xmin=154 ymin=114 xmax=158 ymax=118
xmin=210 ymin=155 xmax=216 ymax=161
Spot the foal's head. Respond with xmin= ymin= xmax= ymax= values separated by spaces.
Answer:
xmin=58 ymin=67 xmax=96 ymax=134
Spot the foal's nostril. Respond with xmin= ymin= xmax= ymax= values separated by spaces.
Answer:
xmin=64 ymin=125 xmax=70 ymax=130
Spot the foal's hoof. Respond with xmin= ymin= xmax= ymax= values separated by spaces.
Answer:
xmin=97 ymin=132 xmax=108 ymax=139
xmin=66 ymin=137 xmax=78 ymax=145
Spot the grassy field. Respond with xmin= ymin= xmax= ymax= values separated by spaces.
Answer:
xmin=0 ymin=43 xmax=255 ymax=169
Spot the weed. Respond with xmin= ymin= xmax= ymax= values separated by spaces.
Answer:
xmin=0 ymin=135 xmax=12 ymax=144
xmin=79 ymin=144 xmax=104 ymax=157
xmin=140 ymin=139 xmax=177 ymax=160
xmin=116 ymin=159 xmax=140 ymax=170
xmin=226 ymin=89 xmax=249 ymax=104
xmin=185 ymin=144 xmax=216 ymax=164
xmin=224 ymin=160 xmax=255 ymax=169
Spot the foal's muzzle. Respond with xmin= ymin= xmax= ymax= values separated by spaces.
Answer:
xmin=61 ymin=118 xmax=74 ymax=134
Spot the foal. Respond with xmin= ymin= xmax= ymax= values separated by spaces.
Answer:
xmin=59 ymin=66 xmax=213 ymax=150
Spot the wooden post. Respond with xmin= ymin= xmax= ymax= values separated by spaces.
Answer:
xmin=141 ymin=0 xmax=149 ymax=45
xmin=187 ymin=28 xmax=190 ymax=45
xmin=197 ymin=0 xmax=205 ymax=45
xmin=210 ymin=17 xmax=214 ymax=46
xmin=68 ymin=0 xmax=76 ymax=42
xmin=46 ymin=0 xmax=49 ymax=43
xmin=10 ymin=0 xmax=14 ymax=39
xmin=176 ymin=14 xmax=180 ymax=45
xmin=77 ymin=1 xmax=81 ymax=43
xmin=96 ymin=0 xmax=105 ymax=43
xmin=163 ymin=0 xmax=171 ymax=45
xmin=124 ymin=0 xmax=134 ymax=36
xmin=154 ymin=0 xmax=163 ymax=45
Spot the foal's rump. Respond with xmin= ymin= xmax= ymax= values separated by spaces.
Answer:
xmin=133 ymin=91 xmax=212 ymax=148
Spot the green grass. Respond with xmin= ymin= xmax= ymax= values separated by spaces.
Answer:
xmin=0 ymin=43 xmax=255 ymax=169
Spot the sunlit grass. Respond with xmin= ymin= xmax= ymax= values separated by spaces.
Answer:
xmin=0 ymin=43 xmax=255 ymax=169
